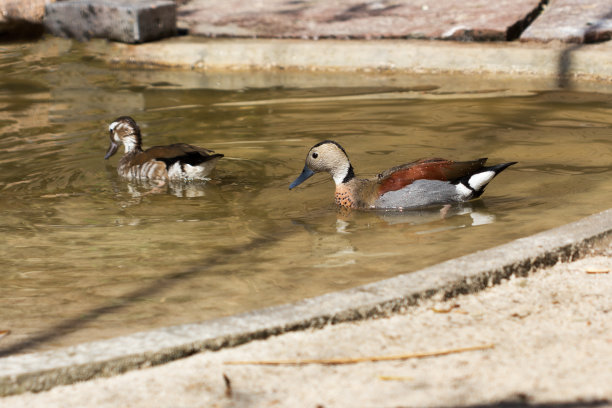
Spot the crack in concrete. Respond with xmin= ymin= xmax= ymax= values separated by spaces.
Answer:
xmin=507 ymin=0 xmax=549 ymax=41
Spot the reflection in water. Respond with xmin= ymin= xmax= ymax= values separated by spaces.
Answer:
xmin=373 ymin=202 xmax=493 ymax=227
xmin=306 ymin=204 xmax=497 ymax=268
xmin=125 ymin=179 xmax=214 ymax=198
xmin=0 ymin=39 xmax=611 ymax=354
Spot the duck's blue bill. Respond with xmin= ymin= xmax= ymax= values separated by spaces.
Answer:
xmin=289 ymin=166 xmax=315 ymax=190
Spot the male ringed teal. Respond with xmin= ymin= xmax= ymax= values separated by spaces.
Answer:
xmin=104 ymin=116 xmax=223 ymax=181
xmin=289 ymin=140 xmax=516 ymax=210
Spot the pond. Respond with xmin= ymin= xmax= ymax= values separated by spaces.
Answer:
xmin=1 ymin=38 xmax=611 ymax=354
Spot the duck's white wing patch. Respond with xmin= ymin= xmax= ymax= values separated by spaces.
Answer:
xmin=468 ymin=171 xmax=495 ymax=191
xmin=166 ymin=162 xmax=184 ymax=179
xmin=183 ymin=163 xmax=209 ymax=179
xmin=455 ymin=182 xmax=473 ymax=198
xmin=166 ymin=158 xmax=221 ymax=180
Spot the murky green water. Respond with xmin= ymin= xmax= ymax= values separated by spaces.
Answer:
xmin=1 ymin=39 xmax=611 ymax=354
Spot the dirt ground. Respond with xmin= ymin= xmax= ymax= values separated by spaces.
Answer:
xmin=3 ymin=247 xmax=611 ymax=407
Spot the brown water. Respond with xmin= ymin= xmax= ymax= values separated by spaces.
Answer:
xmin=1 ymin=39 xmax=611 ymax=355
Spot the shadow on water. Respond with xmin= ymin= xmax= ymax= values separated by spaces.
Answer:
xmin=0 ymin=186 xmax=503 ymax=357
xmin=0 ymin=229 xmax=292 ymax=357
xmin=0 ymin=145 xmax=289 ymax=356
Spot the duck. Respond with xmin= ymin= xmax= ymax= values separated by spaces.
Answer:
xmin=289 ymin=140 xmax=516 ymax=210
xmin=104 ymin=116 xmax=223 ymax=181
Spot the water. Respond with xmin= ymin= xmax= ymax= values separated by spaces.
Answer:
xmin=0 ymin=39 xmax=611 ymax=354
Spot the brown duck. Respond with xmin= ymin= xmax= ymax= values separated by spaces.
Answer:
xmin=104 ymin=116 xmax=223 ymax=181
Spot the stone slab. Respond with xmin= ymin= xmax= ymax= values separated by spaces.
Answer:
xmin=0 ymin=208 xmax=611 ymax=396
xmin=521 ymin=0 xmax=612 ymax=43
xmin=0 ymin=0 xmax=58 ymax=38
xmin=44 ymin=0 xmax=176 ymax=43
xmin=0 ymin=0 xmax=50 ymax=23
xmin=178 ymin=0 xmax=544 ymax=41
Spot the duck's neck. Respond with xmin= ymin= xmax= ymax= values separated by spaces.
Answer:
xmin=332 ymin=162 xmax=355 ymax=185
xmin=122 ymin=134 xmax=143 ymax=155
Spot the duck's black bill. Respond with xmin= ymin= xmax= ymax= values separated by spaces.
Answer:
xmin=289 ymin=166 xmax=315 ymax=190
xmin=104 ymin=141 xmax=118 ymax=160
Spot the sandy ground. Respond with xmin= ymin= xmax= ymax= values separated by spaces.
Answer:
xmin=3 ymin=248 xmax=611 ymax=407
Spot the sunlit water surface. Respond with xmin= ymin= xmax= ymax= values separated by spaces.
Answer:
xmin=1 ymin=39 xmax=611 ymax=354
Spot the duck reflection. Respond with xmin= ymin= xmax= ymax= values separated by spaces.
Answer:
xmin=124 ymin=179 xmax=214 ymax=198
xmin=372 ymin=201 xmax=495 ymax=229
xmin=106 ymin=164 xmax=217 ymax=204
xmin=292 ymin=201 xmax=498 ymax=269
xmin=294 ymin=201 xmax=497 ymax=235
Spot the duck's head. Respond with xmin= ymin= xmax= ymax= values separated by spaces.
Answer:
xmin=289 ymin=140 xmax=354 ymax=189
xmin=104 ymin=116 xmax=142 ymax=159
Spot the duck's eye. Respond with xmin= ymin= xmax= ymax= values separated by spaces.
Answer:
xmin=312 ymin=152 xmax=318 ymax=159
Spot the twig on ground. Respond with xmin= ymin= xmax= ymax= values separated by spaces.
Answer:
xmin=223 ymin=373 xmax=232 ymax=398
xmin=378 ymin=375 xmax=414 ymax=381
xmin=224 ymin=344 xmax=495 ymax=366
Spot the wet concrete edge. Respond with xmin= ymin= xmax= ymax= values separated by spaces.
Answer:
xmin=1 ymin=208 xmax=611 ymax=396
xmin=90 ymin=38 xmax=612 ymax=83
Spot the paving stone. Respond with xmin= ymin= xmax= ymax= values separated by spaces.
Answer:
xmin=44 ymin=0 xmax=176 ymax=43
xmin=179 ymin=0 xmax=544 ymax=41
xmin=0 ymin=0 xmax=58 ymax=38
xmin=521 ymin=0 xmax=612 ymax=43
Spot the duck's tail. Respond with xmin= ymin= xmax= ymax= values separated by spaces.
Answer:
xmin=455 ymin=161 xmax=517 ymax=199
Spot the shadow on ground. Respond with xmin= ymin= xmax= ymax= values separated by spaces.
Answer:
xmin=558 ymin=8 xmax=612 ymax=88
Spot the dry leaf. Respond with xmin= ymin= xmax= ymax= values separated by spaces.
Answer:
xmin=431 ymin=304 xmax=460 ymax=313
xmin=379 ymin=375 xmax=414 ymax=381
xmin=585 ymin=267 xmax=609 ymax=274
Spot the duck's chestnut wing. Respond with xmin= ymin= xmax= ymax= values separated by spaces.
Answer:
xmin=377 ymin=158 xmax=488 ymax=196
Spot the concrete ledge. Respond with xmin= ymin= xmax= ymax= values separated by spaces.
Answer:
xmin=44 ymin=0 xmax=176 ymax=43
xmin=1 ymin=208 xmax=611 ymax=396
xmin=92 ymin=37 xmax=612 ymax=83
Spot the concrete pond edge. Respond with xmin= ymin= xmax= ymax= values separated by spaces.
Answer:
xmin=88 ymin=37 xmax=612 ymax=84
xmin=1 ymin=208 xmax=611 ymax=396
